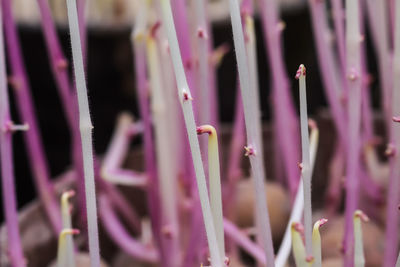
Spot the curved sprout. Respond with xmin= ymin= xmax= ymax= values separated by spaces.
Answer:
xmin=61 ymin=190 xmax=76 ymax=267
xmin=197 ymin=125 xmax=225 ymax=260
xmin=312 ymin=218 xmax=328 ymax=267
xmin=57 ymin=229 xmax=80 ymax=267
xmin=291 ymin=222 xmax=313 ymax=267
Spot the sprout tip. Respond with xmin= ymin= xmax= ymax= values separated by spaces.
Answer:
xmin=244 ymin=145 xmax=256 ymax=156
xmin=354 ymin=210 xmax=369 ymax=222
xmin=295 ymin=64 xmax=306 ymax=79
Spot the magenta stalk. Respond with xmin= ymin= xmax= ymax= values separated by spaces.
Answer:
xmin=258 ymin=0 xmax=300 ymax=198
xmin=0 ymin=6 xmax=25 ymax=266
xmin=35 ymin=0 xmax=88 ymax=227
xmin=343 ymin=0 xmax=362 ymax=265
xmin=364 ymin=0 xmax=392 ymax=131
xmin=383 ymin=0 xmax=400 ymax=265
xmin=223 ymin=218 xmax=266 ymax=264
xmin=99 ymin=196 xmax=160 ymax=264
xmin=330 ymin=0 xmax=346 ymax=76
xmin=307 ymin=0 xmax=347 ymax=143
xmin=193 ymin=0 xmax=212 ymax=127
xmin=1 ymin=0 xmax=62 ymax=234
xmin=100 ymin=114 xmax=147 ymax=187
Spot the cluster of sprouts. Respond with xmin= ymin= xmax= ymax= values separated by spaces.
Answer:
xmin=1 ymin=0 xmax=400 ymax=266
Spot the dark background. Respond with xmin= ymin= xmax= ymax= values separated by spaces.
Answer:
xmin=0 ymin=5 xmax=380 ymax=222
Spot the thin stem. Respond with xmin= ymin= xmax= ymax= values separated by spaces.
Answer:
xmin=197 ymin=125 xmax=225 ymax=261
xmin=365 ymin=0 xmax=392 ymax=131
xmin=259 ymin=0 xmax=300 ymax=198
xmin=330 ymin=0 xmax=346 ymax=76
xmin=57 ymin=229 xmax=80 ymax=267
xmin=193 ymin=0 xmax=211 ymax=126
xmin=223 ymin=218 xmax=265 ymax=264
xmin=275 ymin=122 xmax=319 ymax=267
xmin=61 ymin=190 xmax=76 ymax=267
xmin=159 ymin=0 xmax=222 ymax=266
xmin=228 ymin=0 xmax=275 ymax=265
xmin=343 ymin=0 xmax=362 ymax=265
xmin=384 ymin=0 xmax=400 ymax=265
xmin=96 ymin=177 xmax=142 ymax=232
xmin=0 ymin=6 xmax=25 ymax=266
xmin=36 ymin=0 xmax=74 ymax=127
xmin=312 ymin=218 xmax=328 ymax=267
xmin=36 ymin=0 xmax=88 ymax=225
xmin=131 ymin=1 xmax=162 ymax=256
xmin=353 ymin=210 xmax=368 ymax=267
xmin=325 ymin=142 xmax=345 ymax=215
xmin=147 ymin=30 xmax=180 ymax=266
xmin=296 ymin=64 xmax=312 ymax=256
xmin=1 ymin=0 xmax=62 ymax=234
xmin=65 ymin=0 xmax=100 ymax=265
xmin=307 ymin=0 xmax=347 ymax=144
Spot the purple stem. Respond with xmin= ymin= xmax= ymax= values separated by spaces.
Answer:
xmin=224 ymin=218 xmax=266 ymax=264
xmin=0 ymin=8 xmax=25 ymax=266
xmin=133 ymin=41 xmax=163 ymax=259
xmin=95 ymin=167 xmax=142 ymax=232
xmin=361 ymin=76 xmax=374 ymax=141
xmin=35 ymin=0 xmax=88 ymax=230
xmin=259 ymin=0 xmax=300 ymax=198
xmin=330 ymin=0 xmax=347 ymax=79
xmin=325 ymin=142 xmax=345 ymax=216
xmin=360 ymin=167 xmax=383 ymax=204
xmin=101 ymin=115 xmax=147 ymax=186
xmin=1 ymin=0 xmax=62 ymax=234
xmin=383 ymin=0 xmax=400 ymax=262
xmin=364 ymin=0 xmax=392 ymax=133
xmin=343 ymin=0 xmax=362 ymax=265
xmin=171 ymin=0 xmax=196 ymax=104
xmin=170 ymin=0 xmax=207 ymax=262
xmin=182 ymin=195 xmax=207 ymax=266
xmin=99 ymin=196 xmax=159 ymax=263
xmin=307 ymin=0 xmax=348 ymax=143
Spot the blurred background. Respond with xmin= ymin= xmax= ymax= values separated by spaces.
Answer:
xmin=0 ymin=0 xmax=381 ymax=222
